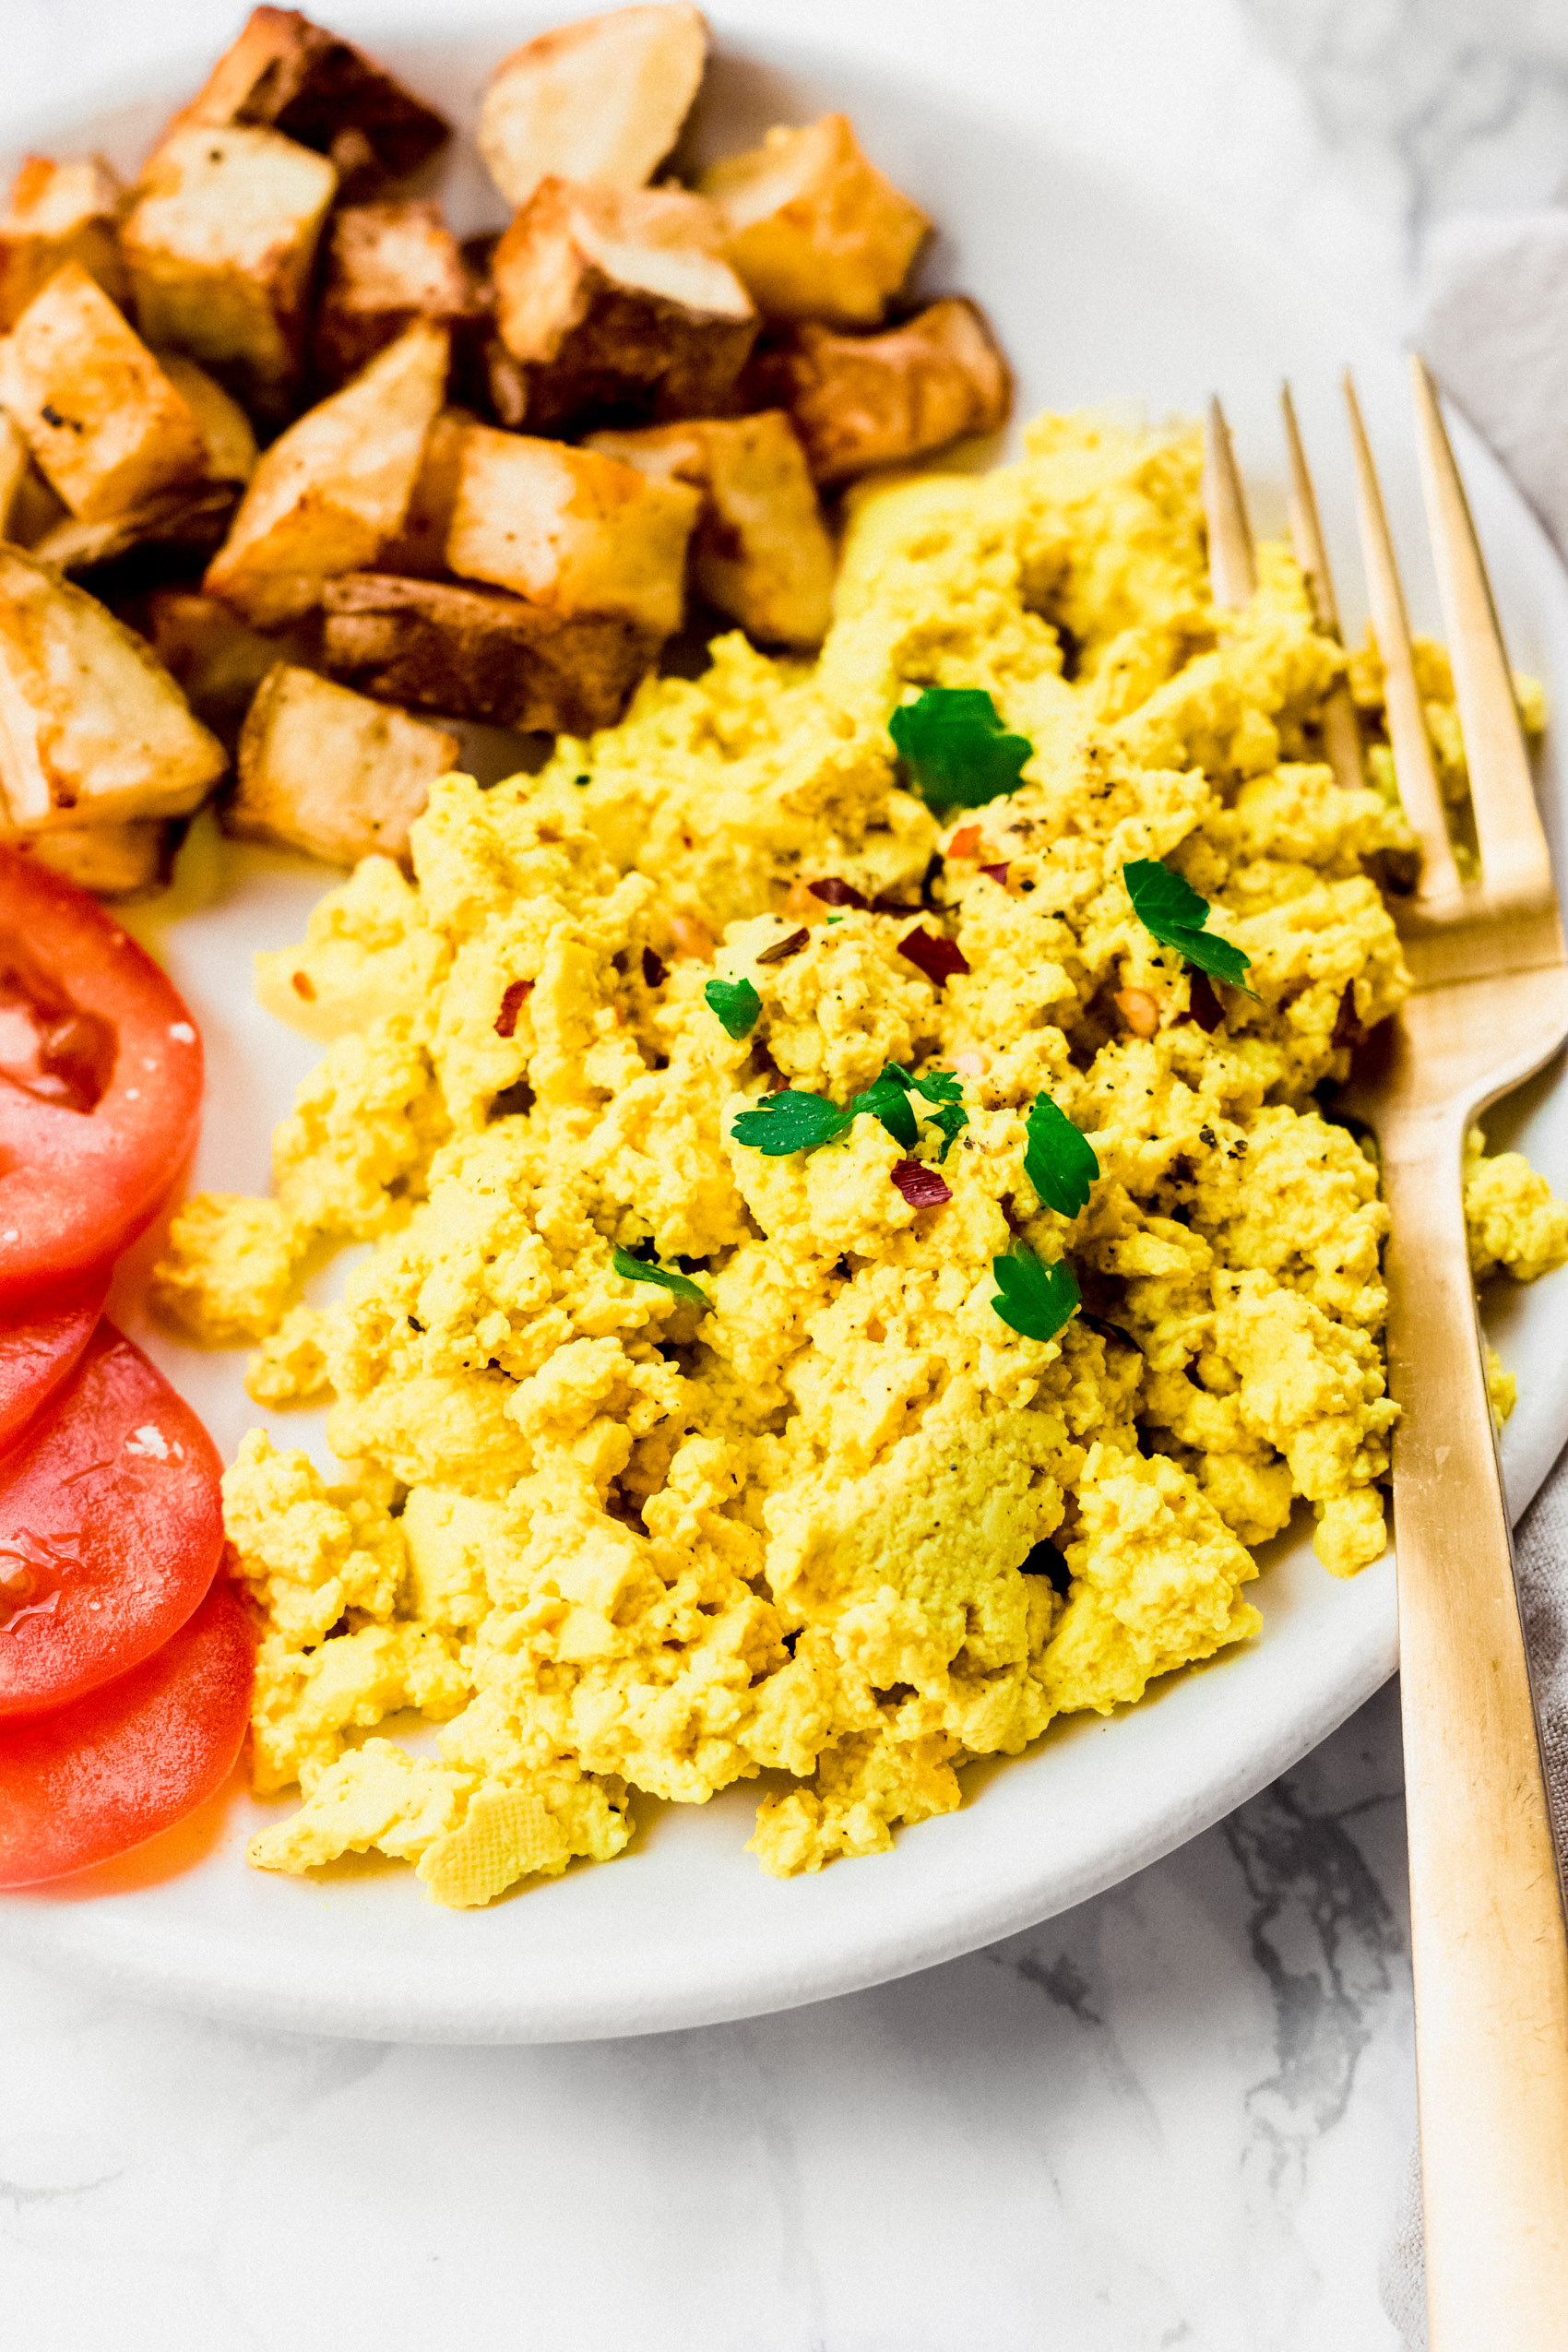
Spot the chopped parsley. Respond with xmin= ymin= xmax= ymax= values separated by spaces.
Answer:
xmin=611 ymin=1244 xmax=708 ymax=1304
xmin=1123 ymin=859 xmax=1253 ymax=992
xmin=1024 ymin=1091 xmax=1099 ymax=1218
xmin=731 ymin=1062 xmax=970 ymax=1161
xmin=851 ymin=1067 xmax=920 ymax=1150
xmin=705 ymin=976 xmax=762 ymax=1039
xmin=991 ymin=1246 xmax=1080 ymax=1342
xmin=889 ymin=687 xmax=1033 ymax=810
xmin=731 ymin=1090 xmax=854 ymax=1156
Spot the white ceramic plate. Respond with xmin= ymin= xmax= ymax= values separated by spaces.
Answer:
xmin=3 ymin=23 xmax=1566 ymax=2044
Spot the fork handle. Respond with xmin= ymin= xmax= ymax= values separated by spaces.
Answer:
xmin=1382 ymin=1122 xmax=1568 ymax=2346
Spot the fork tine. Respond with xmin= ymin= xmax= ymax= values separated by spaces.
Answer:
xmin=1280 ymin=382 xmax=1366 ymax=793
xmin=1343 ymin=369 xmax=1463 ymax=903
xmin=1203 ymin=396 xmax=1257 ymax=609
xmin=1409 ymin=354 xmax=1552 ymax=909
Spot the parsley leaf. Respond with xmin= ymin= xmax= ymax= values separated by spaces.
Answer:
xmin=612 ymin=1244 xmax=708 ymax=1304
xmin=910 ymin=1067 xmax=968 ymax=1161
xmin=731 ymin=1090 xmax=854 ymax=1156
xmin=1123 ymin=859 xmax=1253 ymax=992
xmin=991 ymin=1247 xmax=1081 ymax=1342
xmin=1024 ymin=1091 xmax=1099 ymax=1217
xmin=850 ymin=1067 xmax=920 ymax=1150
xmin=889 ymin=688 xmax=1033 ymax=811
xmin=705 ymin=976 xmax=763 ymax=1039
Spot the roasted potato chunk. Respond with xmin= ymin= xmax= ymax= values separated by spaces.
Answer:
xmin=699 ymin=113 xmax=930 ymax=328
xmin=491 ymin=177 xmax=754 ymax=433
xmin=157 ymin=7 xmax=449 ymax=196
xmin=232 ymin=661 xmax=456 ymax=868
xmin=0 ymin=545 xmax=226 ymax=829
xmin=751 ymin=297 xmax=1012 ymax=484
xmin=122 ymin=125 xmax=338 ymax=416
xmin=157 ymin=351 xmax=257 ymax=483
xmin=588 ymin=410 xmax=835 ymax=646
xmin=374 ymin=406 xmax=475 ymax=578
xmin=445 ymin=422 xmax=698 ymax=636
xmin=322 ymin=572 xmax=658 ymax=731
xmin=314 ymin=201 xmax=480 ymax=385
xmin=5 ymin=818 xmax=180 ymax=900
xmin=205 ymin=316 xmax=449 ymax=625
xmin=30 ymin=486 xmax=238 ymax=577
xmin=139 ymin=587 xmax=311 ymax=742
xmin=0 ymin=413 xmax=30 ymax=536
xmin=0 ymin=154 xmax=127 ymax=330
xmin=479 ymin=4 xmax=707 ymax=210
xmin=0 ymin=262 xmax=208 ymax=519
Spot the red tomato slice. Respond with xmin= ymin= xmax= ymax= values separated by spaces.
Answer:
xmin=0 ymin=1278 xmax=109 ymax=1458
xmin=0 ymin=1320 xmax=224 ymax=1721
xmin=0 ymin=850 xmax=204 ymax=1313
xmin=0 ymin=1578 xmax=253 ymax=1886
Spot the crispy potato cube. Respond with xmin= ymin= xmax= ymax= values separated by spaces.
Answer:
xmin=374 ymin=406 xmax=475 ymax=578
xmin=0 ymin=261 xmax=208 ymax=519
xmin=754 ymin=296 xmax=1012 ymax=484
xmin=122 ymin=125 xmax=338 ymax=416
xmin=140 ymin=587 xmax=309 ymax=742
xmin=700 ymin=113 xmax=931 ymax=328
xmin=3 ymin=459 xmax=69 ymax=550
xmin=491 ymin=177 xmax=755 ymax=433
xmin=232 ymin=661 xmax=457 ymax=868
xmin=322 ymin=571 xmax=657 ymax=731
xmin=479 ymin=4 xmax=707 ymax=210
xmin=205 ymin=316 xmax=449 ymax=625
xmin=0 ymin=155 xmax=128 ymax=331
xmin=445 ymin=422 xmax=698 ymax=636
xmin=30 ymin=485 xmax=238 ymax=576
xmin=587 ymin=410 xmax=834 ymax=646
xmin=6 ymin=818 xmax=179 ymax=900
xmin=159 ymin=7 xmax=449 ymax=196
xmin=314 ymin=201 xmax=480 ymax=385
xmin=157 ymin=351 xmax=256 ymax=482
xmin=0 ymin=412 xmax=30 ymax=535
xmin=0 ymin=546 xmax=226 ymax=828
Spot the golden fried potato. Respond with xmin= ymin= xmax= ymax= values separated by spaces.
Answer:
xmin=373 ymin=406 xmax=475 ymax=578
xmin=0 ymin=154 xmax=127 ymax=330
xmin=699 ymin=113 xmax=930 ymax=327
xmin=0 ymin=261 xmax=208 ymax=519
xmin=156 ymin=351 xmax=256 ymax=482
xmin=0 ymin=545 xmax=226 ymax=828
xmin=122 ymin=125 xmax=338 ymax=416
xmin=314 ymin=201 xmax=480 ymax=385
xmin=4 ymin=817 xmax=180 ymax=900
xmin=491 ymin=176 xmax=754 ymax=433
xmin=322 ymin=571 xmax=658 ymax=731
xmin=445 ymin=422 xmax=698 ymax=636
xmin=0 ymin=412 xmax=30 ymax=535
xmin=588 ymin=410 xmax=835 ymax=646
xmin=479 ymin=4 xmax=707 ymax=210
xmin=139 ymin=587 xmax=308 ymax=742
xmin=231 ymin=661 xmax=457 ymax=869
xmin=155 ymin=6 xmax=449 ymax=197
xmin=754 ymin=296 xmax=1012 ymax=483
xmin=205 ymin=316 xmax=449 ymax=625
xmin=30 ymin=486 xmax=238 ymax=576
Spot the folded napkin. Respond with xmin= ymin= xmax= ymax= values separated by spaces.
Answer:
xmin=1374 ymin=214 xmax=1568 ymax=2349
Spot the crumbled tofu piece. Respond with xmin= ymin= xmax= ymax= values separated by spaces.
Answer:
xmin=700 ymin=112 xmax=930 ymax=327
xmin=478 ymin=4 xmax=707 ymax=210
xmin=230 ymin=660 xmax=457 ymax=869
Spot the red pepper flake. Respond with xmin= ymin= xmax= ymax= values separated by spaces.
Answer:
xmin=891 ymin=1158 xmax=952 ymax=1208
xmin=872 ymin=890 xmax=918 ymax=914
xmin=946 ymin=825 xmax=982 ymax=860
xmin=493 ymin=979 xmax=533 ymax=1038
xmin=980 ymin=861 xmax=1010 ymax=885
xmin=291 ymin=969 xmax=315 ymax=1002
xmin=641 ymin=946 xmax=667 ymax=988
xmin=755 ymin=926 xmax=810 ymax=966
xmin=897 ymin=927 xmax=970 ymax=987
xmin=1331 ymin=981 xmax=1365 ymax=1049
xmin=808 ymin=877 xmax=868 ymax=909
xmin=1187 ymin=970 xmax=1224 ymax=1034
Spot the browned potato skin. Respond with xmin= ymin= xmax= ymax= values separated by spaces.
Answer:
xmin=155 ymin=6 xmax=449 ymax=196
xmin=322 ymin=571 xmax=659 ymax=732
xmin=232 ymin=660 xmax=456 ymax=870
xmin=0 ymin=262 xmax=208 ymax=520
xmin=748 ymin=297 xmax=1013 ymax=485
xmin=0 ymin=155 xmax=127 ymax=331
xmin=490 ymin=177 xmax=756 ymax=434
xmin=314 ymin=202 xmax=481 ymax=386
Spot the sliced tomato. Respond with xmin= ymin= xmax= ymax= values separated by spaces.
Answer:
xmin=0 ymin=1578 xmax=253 ymax=1886
xmin=0 ymin=1320 xmax=224 ymax=1721
xmin=0 ymin=850 xmax=204 ymax=1313
xmin=0 ymin=1278 xmax=109 ymax=1458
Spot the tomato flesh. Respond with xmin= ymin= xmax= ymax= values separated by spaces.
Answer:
xmin=0 ymin=851 xmax=204 ymax=1313
xmin=0 ymin=1578 xmax=254 ymax=1885
xmin=0 ymin=1320 xmax=224 ymax=1721
xmin=0 ymin=1280 xmax=109 ymax=1458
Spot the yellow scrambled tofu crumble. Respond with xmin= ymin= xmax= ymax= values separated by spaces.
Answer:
xmin=152 ymin=411 xmax=1568 ymax=1906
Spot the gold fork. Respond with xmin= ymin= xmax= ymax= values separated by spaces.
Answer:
xmin=1206 ymin=375 xmax=1568 ymax=2345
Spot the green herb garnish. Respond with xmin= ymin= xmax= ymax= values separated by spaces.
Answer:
xmin=909 ymin=1066 xmax=968 ymax=1161
xmin=850 ymin=1067 xmax=920 ymax=1150
xmin=991 ymin=1247 xmax=1081 ymax=1342
xmin=1024 ymin=1091 xmax=1099 ymax=1218
xmin=611 ymin=1245 xmax=708 ymax=1304
xmin=731 ymin=1090 xmax=855 ymax=1156
xmin=705 ymin=977 xmax=763 ymax=1039
xmin=1123 ymin=859 xmax=1253 ymax=992
xmin=889 ymin=688 xmax=1033 ymax=811
xmin=732 ymin=1063 xmax=971 ymax=1161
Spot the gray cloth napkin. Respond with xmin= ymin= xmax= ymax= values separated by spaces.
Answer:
xmin=1366 ymin=212 xmax=1568 ymax=2350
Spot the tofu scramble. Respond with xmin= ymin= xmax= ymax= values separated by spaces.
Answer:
xmin=153 ymin=410 xmax=1568 ymax=1907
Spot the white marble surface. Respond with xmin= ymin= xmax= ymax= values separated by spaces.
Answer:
xmin=1 ymin=0 xmax=1560 ymax=2342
